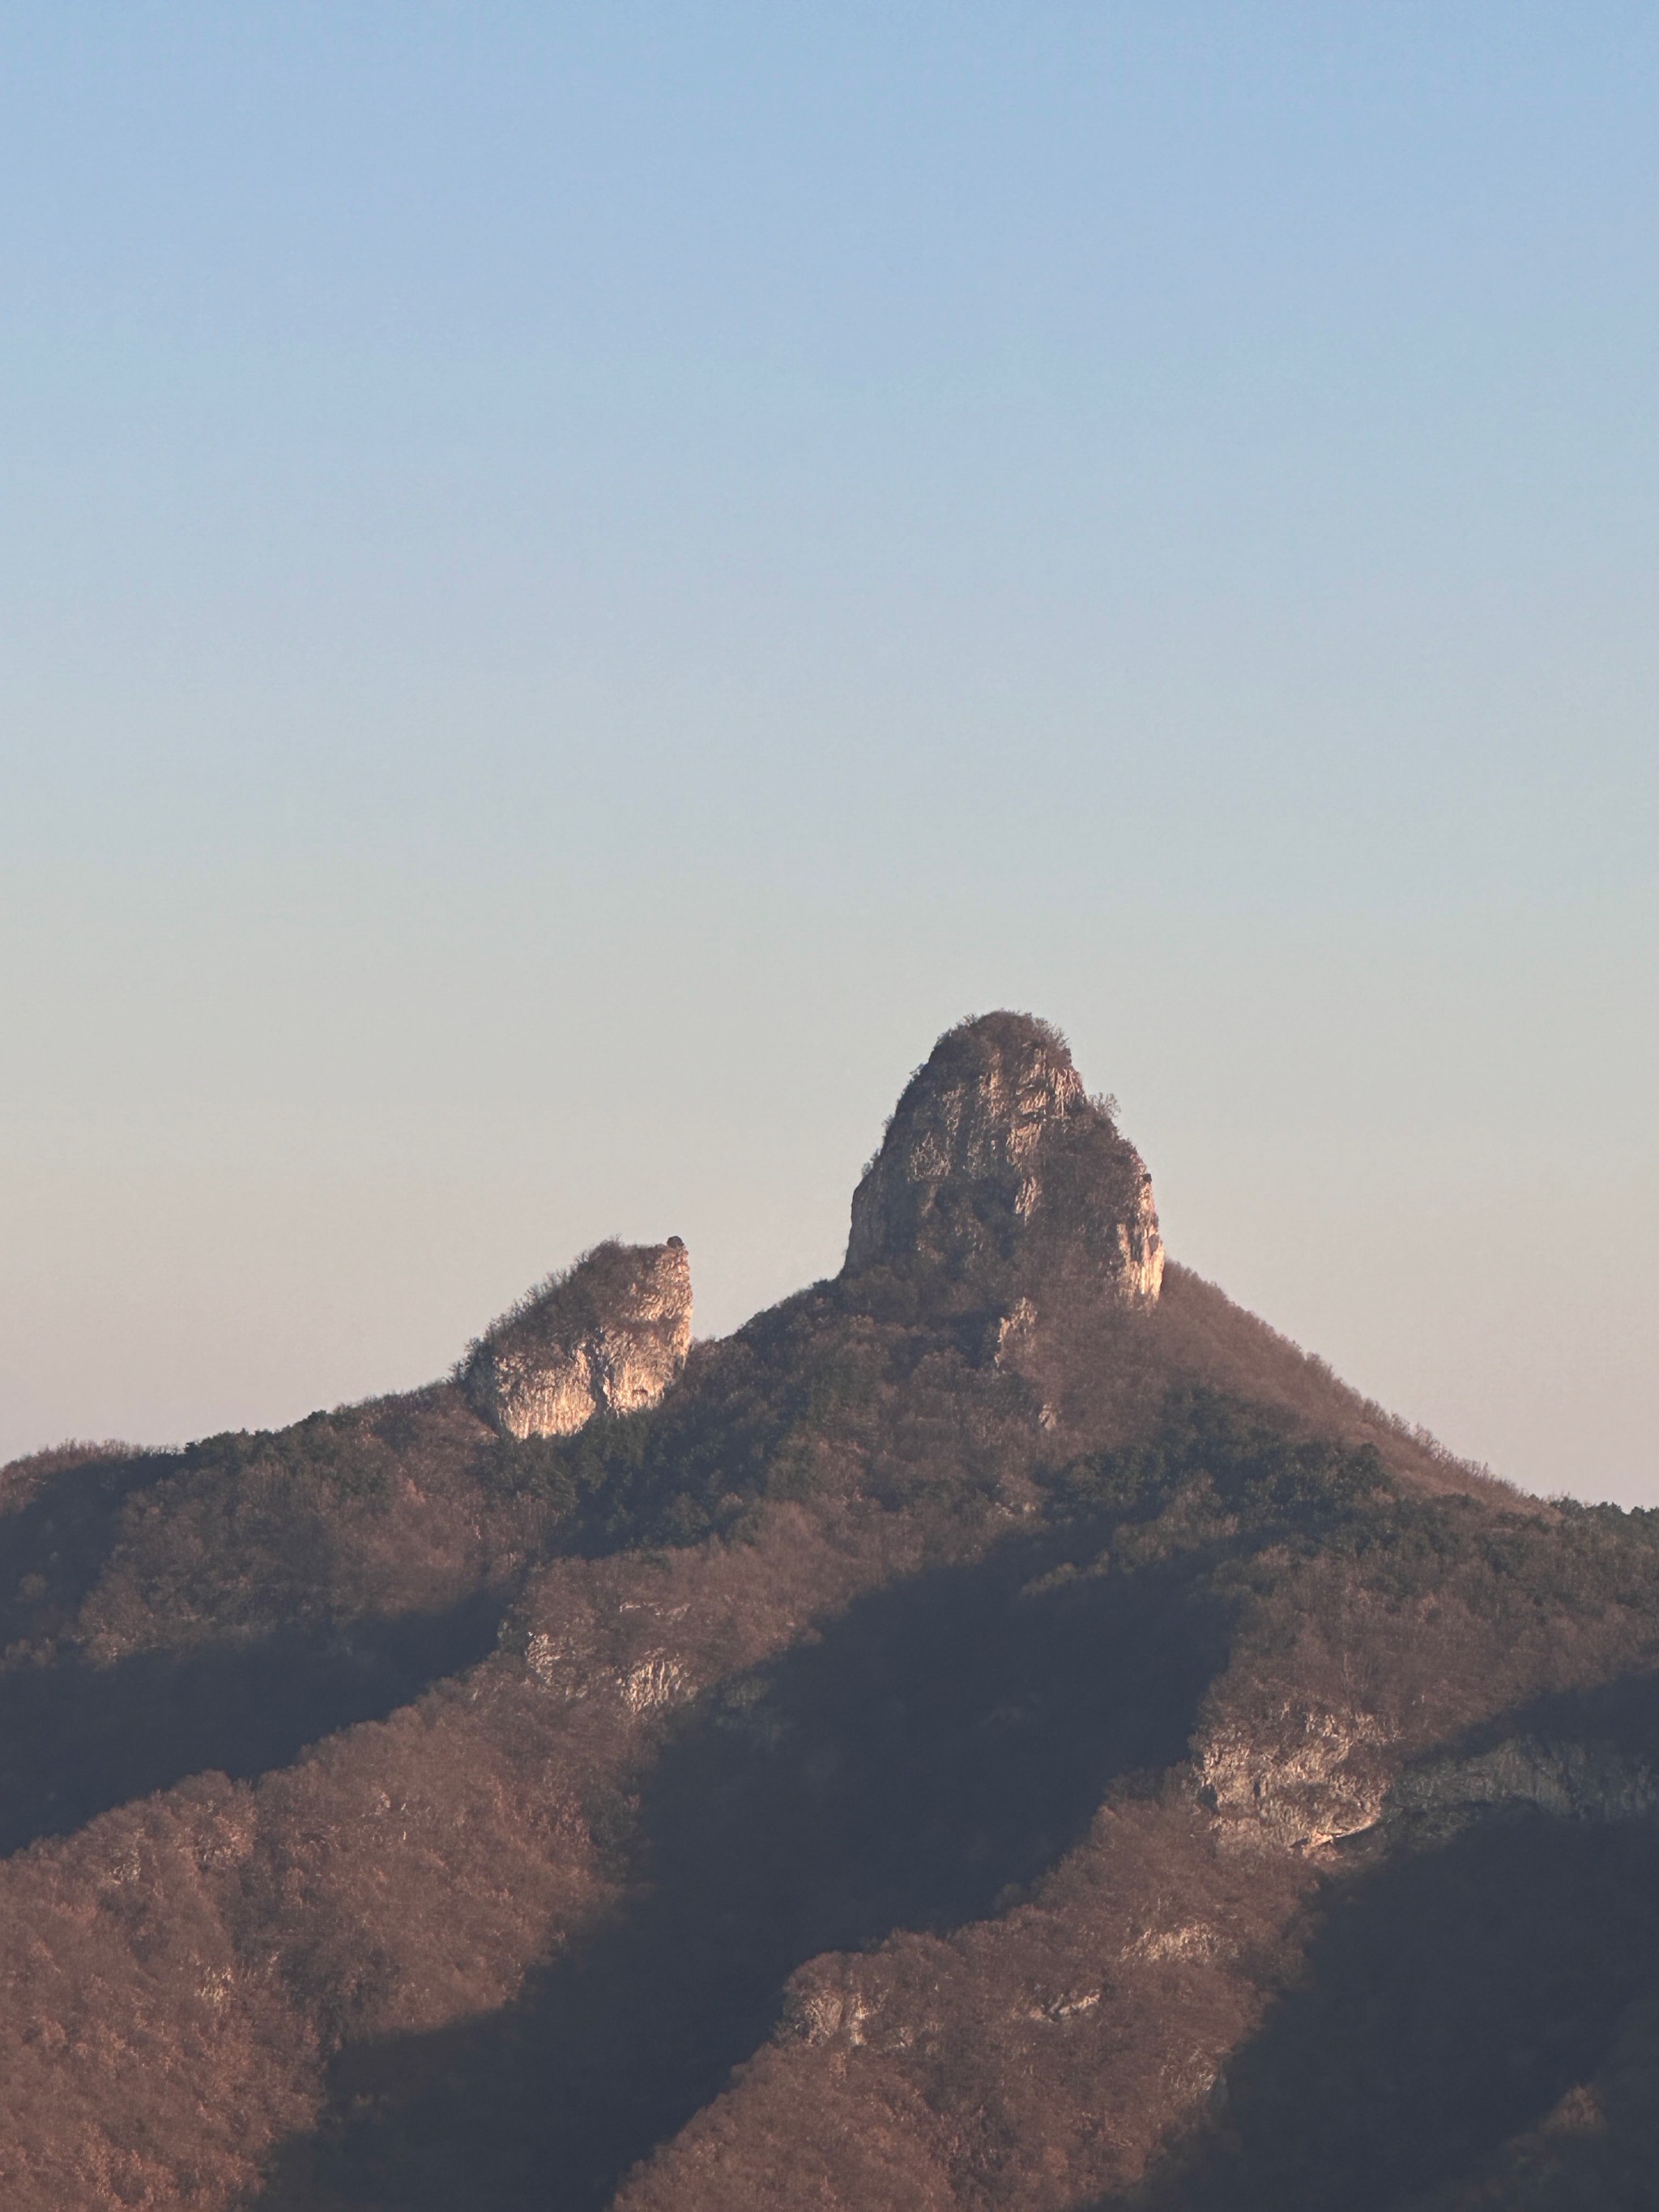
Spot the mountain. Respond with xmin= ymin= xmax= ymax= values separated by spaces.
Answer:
xmin=2 ymin=1011 xmax=1657 ymax=2211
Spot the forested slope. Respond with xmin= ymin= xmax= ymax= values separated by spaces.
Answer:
xmin=1 ymin=1015 xmax=1653 ymax=2211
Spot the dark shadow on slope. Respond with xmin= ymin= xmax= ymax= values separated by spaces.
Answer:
xmin=0 ymin=1448 xmax=180 ymax=1652
xmin=1442 ymin=1666 xmax=1659 ymax=1779
xmin=252 ymin=1528 xmax=1234 ymax=2212
xmin=0 ymin=1590 xmax=507 ymax=1856
xmin=1121 ymin=1783 xmax=1659 ymax=2209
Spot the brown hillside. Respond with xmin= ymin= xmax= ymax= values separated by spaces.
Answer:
xmin=0 ymin=1014 xmax=1648 ymax=2212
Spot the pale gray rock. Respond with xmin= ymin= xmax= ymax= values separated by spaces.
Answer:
xmin=460 ymin=1238 xmax=692 ymax=1441
xmin=1196 ymin=1706 xmax=1397 ymax=1852
xmin=845 ymin=1011 xmax=1163 ymax=1304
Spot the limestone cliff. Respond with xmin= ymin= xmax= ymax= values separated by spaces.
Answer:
xmin=461 ymin=1239 xmax=692 ymax=1441
xmin=845 ymin=1011 xmax=1163 ymax=1305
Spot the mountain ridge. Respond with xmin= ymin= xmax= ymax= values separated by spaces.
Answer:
xmin=0 ymin=1013 xmax=1651 ymax=2212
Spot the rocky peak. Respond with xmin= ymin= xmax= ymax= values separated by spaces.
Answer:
xmin=461 ymin=1238 xmax=692 ymax=1441
xmin=844 ymin=1012 xmax=1163 ymax=1305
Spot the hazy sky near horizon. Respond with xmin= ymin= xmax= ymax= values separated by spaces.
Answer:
xmin=2 ymin=4 xmax=1655 ymax=1500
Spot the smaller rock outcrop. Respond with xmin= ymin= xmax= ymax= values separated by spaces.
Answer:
xmin=1196 ymin=1706 xmax=1397 ymax=1853
xmin=460 ymin=1239 xmax=692 ymax=1441
xmin=845 ymin=1012 xmax=1163 ymax=1306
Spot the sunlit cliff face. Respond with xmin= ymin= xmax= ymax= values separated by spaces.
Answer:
xmin=461 ymin=1237 xmax=693 ymax=1441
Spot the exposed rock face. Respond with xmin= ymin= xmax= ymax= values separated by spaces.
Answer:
xmin=845 ymin=1011 xmax=1163 ymax=1304
xmin=1396 ymin=1736 xmax=1659 ymax=1830
xmin=1196 ymin=1715 xmax=1659 ymax=1860
xmin=1196 ymin=1706 xmax=1397 ymax=1852
xmin=461 ymin=1239 xmax=692 ymax=1441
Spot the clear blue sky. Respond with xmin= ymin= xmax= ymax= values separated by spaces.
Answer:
xmin=2 ymin=3 xmax=1655 ymax=1498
